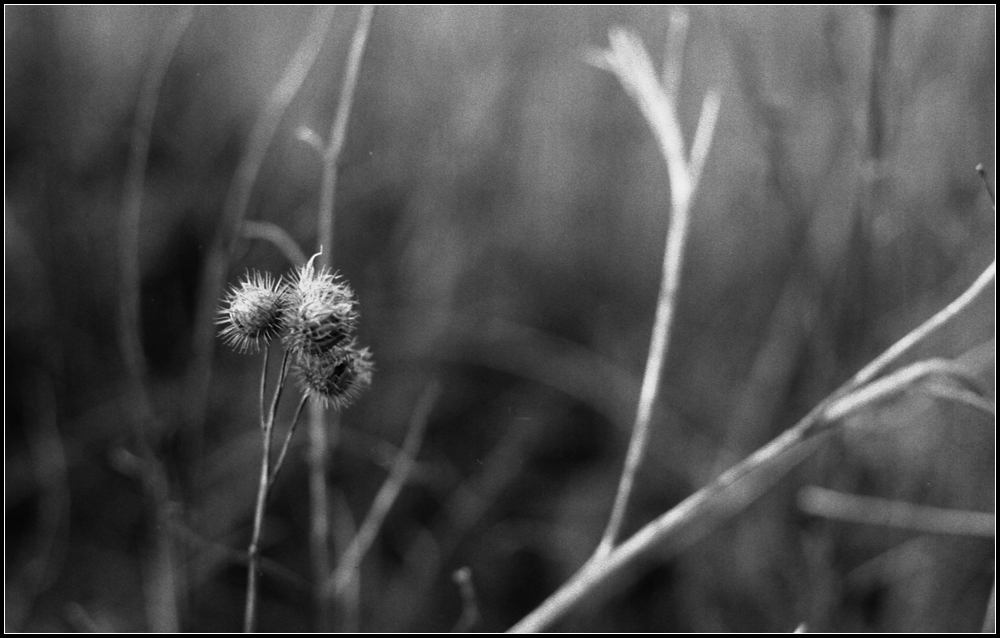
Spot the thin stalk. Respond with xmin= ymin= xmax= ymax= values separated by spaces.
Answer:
xmin=187 ymin=6 xmax=336 ymax=457
xmin=317 ymin=4 xmax=375 ymax=258
xmin=323 ymin=382 xmax=440 ymax=601
xmin=797 ymin=486 xmax=995 ymax=537
xmin=242 ymin=220 xmax=307 ymax=267
xmin=451 ymin=567 xmax=480 ymax=633
xmin=269 ymin=394 xmax=310 ymax=488
xmin=510 ymin=259 xmax=995 ymax=632
xmin=308 ymin=6 xmax=375 ymax=629
xmin=244 ymin=348 xmax=291 ymax=632
xmin=591 ymin=24 xmax=721 ymax=559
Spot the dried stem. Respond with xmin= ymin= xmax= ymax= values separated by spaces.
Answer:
xmin=187 ymin=6 xmax=336 ymax=454
xmin=324 ymin=381 xmax=440 ymax=602
xmin=317 ymin=4 xmax=375 ymax=259
xmin=451 ymin=567 xmax=480 ymax=633
xmin=242 ymin=220 xmax=307 ymax=267
xmin=660 ymin=11 xmax=688 ymax=100
xmin=307 ymin=6 xmax=375 ymax=629
xmin=798 ymin=486 xmax=995 ymax=537
xmin=269 ymin=394 xmax=310 ymax=488
xmin=509 ymin=259 xmax=995 ymax=632
xmin=244 ymin=348 xmax=291 ymax=632
xmin=589 ymin=23 xmax=721 ymax=559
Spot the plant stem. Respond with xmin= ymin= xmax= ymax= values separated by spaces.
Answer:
xmin=592 ymin=24 xmax=721 ymax=559
xmin=510 ymin=259 xmax=995 ymax=632
xmin=186 ymin=6 xmax=336 ymax=464
xmin=241 ymin=220 xmax=307 ymax=267
xmin=324 ymin=382 xmax=440 ymax=602
xmin=244 ymin=348 xmax=291 ymax=632
xmin=309 ymin=7 xmax=375 ymax=629
xmin=317 ymin=4 xmax=375 ymax=259
xmin=797 ymin=486 xmax=995 ymax=537
xmin=269 ymin=394 xmax=310 ymax=488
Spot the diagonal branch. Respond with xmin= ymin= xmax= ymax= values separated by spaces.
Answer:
xmin=510 ymin=258 xmax=995 ymax=632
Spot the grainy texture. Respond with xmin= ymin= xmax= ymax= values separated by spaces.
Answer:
xmin=5 ymin=6 xmax=994 ymax=632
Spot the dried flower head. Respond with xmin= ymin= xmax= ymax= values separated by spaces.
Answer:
xmin=217 ymin=270 xmax=288 ymax=353
xmin=296 ymin=343 xmax=374 ymax=410
xmin=284 ymin=252 xmax=359 ymax=356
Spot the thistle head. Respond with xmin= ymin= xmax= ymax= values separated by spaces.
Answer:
xmin=217 ymin=270 xmax=288 ymax=353
xmin=284 ymin=252 xmax=359 ymax=356
xmin=296 ymin=343 xmax=374 ymax=410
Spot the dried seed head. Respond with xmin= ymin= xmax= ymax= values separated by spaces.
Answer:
xmin=285 ymin=252 xmax=359 ymax=356
xmin=296 ymin=343 xmax=374 ymax=410
xmin=217 ymin=270 xmax=288 ymax=353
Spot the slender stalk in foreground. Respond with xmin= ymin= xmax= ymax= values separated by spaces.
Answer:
xmin=244 ymin=349 xmax=291 ymax=632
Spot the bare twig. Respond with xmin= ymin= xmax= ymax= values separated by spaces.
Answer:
xmin=324 ymin=381 xmax=441 ymax=602
xmin=847 ymin=260 xmax=995 ymax=390
xmin=307 ymin=6 xmax=375 ymax=629
xmin=242 ymin=220 xmax=307 ymax=267
xmin=509 ymin=259 xmax=995 ymax=632
xmin=187 ymin=5 xmax=336 ymax=454
xmin=268 ymin=394 xmax=310 ymax=488
xmin=798 ymin=486 xmax=995 ymax=537
xmin=451 ymin=566 xmax=480 ymax=633
xmin=588 ymin=23 xmax=721 ymax=559
xmin=822 ymin=358 xmax=972 ymax=422
xmin=688 ymin=91 xmax=722 ymax=187
xmin=660 ymin=11 xmax=688 ymax=99
xmin=244 ymin=348 xmax=291 ymax=632
xmin=317 ymin=4 xmax=375 ymax=258
xmin=917 ymin=383 xmax=995 ymax=417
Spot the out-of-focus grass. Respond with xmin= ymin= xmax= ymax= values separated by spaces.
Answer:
xmin=5 ymin=5 xmax=994 ymax=632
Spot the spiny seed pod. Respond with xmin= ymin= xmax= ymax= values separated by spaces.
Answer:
xmin=217 ymin=270 xmax=288 ymax=353
xmin=296 ymin=343 xmax=374 ymax=410
xmin=285 ymin=252 xmax=359 ymax=356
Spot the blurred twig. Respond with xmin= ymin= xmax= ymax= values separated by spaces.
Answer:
xmin=917 ymin=383 xmax=995 ymax=417
xmin=451 ymin=567 xmax=480 ymax=633
xmin=242 ymin=220 xmax=307 ymax=267
xmin=510 ymin=257 xmax=995 ymax=632
xmin=586 ymin=21 xmax=722 ymax=559
xmin=659 ymin=11 xmax=687 ymax=99
xmin=317 ymin=4 xmax=375 ymax=261
xmin=323 ymin=381 xmax=441 ymax=605
xmin=797 ymin=486 xmax=995 ymax=537
xmin=115 ymin=8 xmax=194 ymax=631
xmin=186 ymin=4 xmax=337 ymax=458
xmin=306 ymin=6 xmax=375 ymax=630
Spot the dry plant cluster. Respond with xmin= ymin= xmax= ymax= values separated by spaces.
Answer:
xmin=6 ymin=5 xmax=994 ymax=633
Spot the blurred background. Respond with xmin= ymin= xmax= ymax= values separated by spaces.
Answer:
xmin=5 ymin=5 xmax=995 ymax=632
